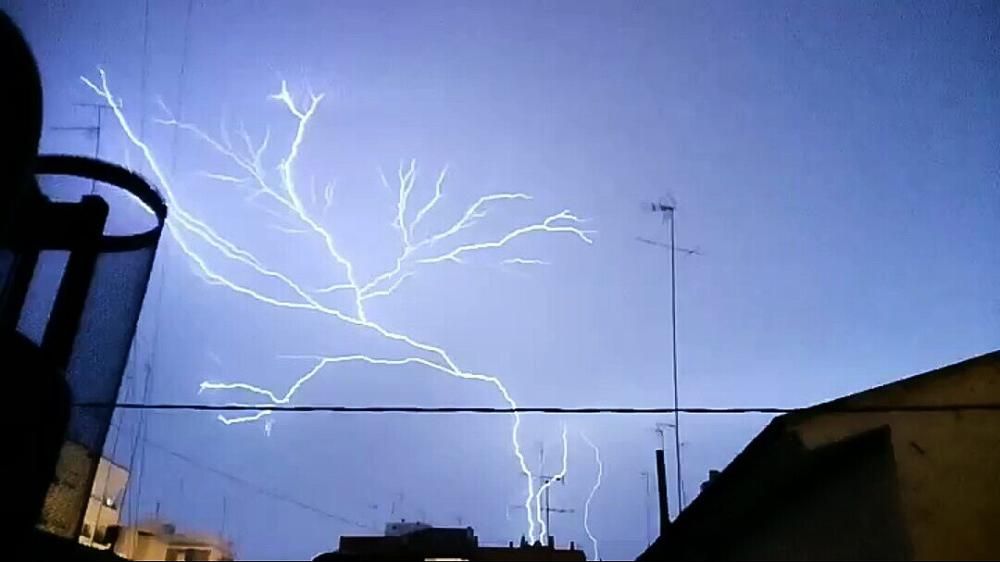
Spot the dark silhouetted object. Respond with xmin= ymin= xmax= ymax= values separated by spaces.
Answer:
xmin=28 ymin=155 xmax=165 ymax=540
xmin=332 ymin=524 xmax=585 ymax=561
xmin=638 ymin=351 xmax=1000 ymax=561
xmin=0 ymin=8 xmax=43 ymax=236
xmin=2 ymin=8 xmax=167 ymax=556
xmin=1 ymin=9 xmax=69 ymax=553
xmin=655 ymin=448 xmax=670 ymax=536
xmin=700 ymin=469 xmax=720 ymax=493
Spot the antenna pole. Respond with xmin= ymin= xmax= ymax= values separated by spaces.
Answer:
xmin=646 ymin=202 xmax=686 ymax=514
xmin=667 ymin=206 xmax=683 ymax=512
xmin=641 ymin=471 xmax=652 ymax=546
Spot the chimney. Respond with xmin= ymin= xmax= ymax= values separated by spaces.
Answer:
xmin=655 ymin=449 xmax=670 ymax=535
xmin=701 ymin=469 xmax=720 ymax=493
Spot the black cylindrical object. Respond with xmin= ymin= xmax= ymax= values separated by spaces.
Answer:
xmin=0 ymin=11 xmax=168 ymax=540
xmin=28 ymin=156 xmax=167 ymax=538
xmin=655 ymin=448 xmax=670 ymax=535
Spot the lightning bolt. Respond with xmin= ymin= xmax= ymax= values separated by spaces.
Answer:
xmin=534 ymin=424 xmax=569 ymax=542
xmin=83 ymin=68 xmax=592 ymax=543
xmin=581 ymin=432 xmax=603 ymax=561
xmin=502 ymin=258 xmax=549 ymax=266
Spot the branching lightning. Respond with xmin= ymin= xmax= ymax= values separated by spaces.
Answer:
xmin=581 ymin=432 xmax=603 ymax=561
xmin=83 ymin=68 xmax=593 ymax=543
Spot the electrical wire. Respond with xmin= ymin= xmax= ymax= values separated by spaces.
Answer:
xmin=71 ymin=402 xmax=1000 ymax=415
xmin=122 ymin=0 xmax=193 ymax=532
xmin=140 ymin=438 xmax=373 ymax=530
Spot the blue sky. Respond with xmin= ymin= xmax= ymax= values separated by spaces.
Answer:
xmin=7 ymin=1 xmax=998 ymax=559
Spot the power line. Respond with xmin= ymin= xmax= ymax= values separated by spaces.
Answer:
xmin=125 ymin=0 xmax=192 ymax=530
xmin=139 ymin=438 xmax=372 ymax=530
xmin=92 ymin=0 xmax=150 ymax=517
xmin=138 ymin=0 xmax=151 ymax=145
xmin=168 ymin=0 xmax=194 ymax=176
xmin=72 ymin=402 xmax=1000 ymax=415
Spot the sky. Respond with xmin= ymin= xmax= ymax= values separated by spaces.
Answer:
xmin=6 ymin=0 xmax=999 ymax=559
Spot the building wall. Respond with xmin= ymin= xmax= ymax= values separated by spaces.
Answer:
xmin=38 ymin=441 xmax=95 ymax=537
xmin=80 ymin=458 xmax=129 ymax=545
xmin=113 ymin=528 xmax=170 ymax=560
xmin=791 ymin=355 xmax=1000 ymax=560
xmin=112 ymin=525 xmax=233 ymax=561
xmin=720 ymin=429 xmax=909 ymax=561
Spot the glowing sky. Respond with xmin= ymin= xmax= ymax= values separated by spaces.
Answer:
xmin=6 ymin=1 xmax=998 ymax=559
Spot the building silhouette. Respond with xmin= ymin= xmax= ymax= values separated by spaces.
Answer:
xmin=639 ymin=351 xmax=1000 ymax=561
xmin=329 ymin=521 xmax=586 ymax=561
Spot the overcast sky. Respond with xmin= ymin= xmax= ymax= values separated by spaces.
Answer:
xmin=7 ymin=1 xmax=998 ymax=559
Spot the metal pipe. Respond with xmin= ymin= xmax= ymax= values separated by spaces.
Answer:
xmin=655 ymin=448 xmax=670 ymax=535
xmin=668 ymin=207 xmax=684 ymax=512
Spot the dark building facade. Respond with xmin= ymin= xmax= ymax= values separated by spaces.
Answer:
xmin=639 ymin=351 xmax=1000 ymax=561
xmin=330 ymin=525 xmax=586 ymax=561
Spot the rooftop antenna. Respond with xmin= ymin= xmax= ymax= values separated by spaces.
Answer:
xmin=389 ymin=492 xmax=404 ymax=518
xmin=640 ymin=196 xmax=695 ymax=515
xmin=51 ymin=103 xmax=108 ymax=157
xmin=538 ymin=472 xmax=574 ymax=546
xmin=653 ymin=422 xmax=674 ymax=452
xmin=50 ymin=102 xmax=110 ymax=193
xmin=221 ymin=494 xmax=228 ymax=540
xmin=640 ymin=471 xmax=652 ymax=546
xmin=508 ymin=442 xmax=575 ymax=546
xmin=636 ymin=236 xmax=700 ymax=255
